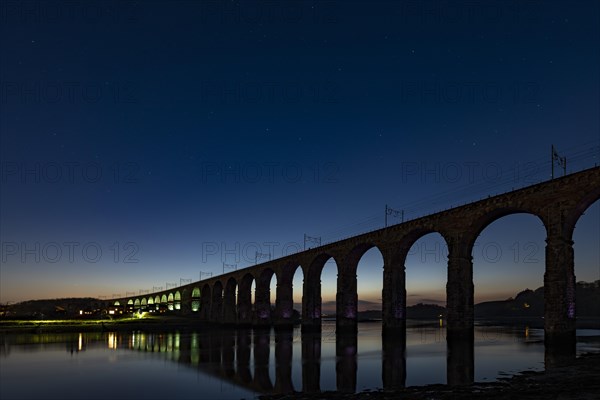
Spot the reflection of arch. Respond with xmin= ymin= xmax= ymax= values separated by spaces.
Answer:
xmin=211 ymin=281 xmax=223 ymax=321
xmin=223 ymin=278 xmax=238 ymax=323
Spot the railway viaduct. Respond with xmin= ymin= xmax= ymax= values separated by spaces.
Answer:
xmin=106 ymin=166 xmax=600 ymax=346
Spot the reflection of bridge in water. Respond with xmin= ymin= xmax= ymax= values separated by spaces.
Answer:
xmin=121 ymin=328 xmax=412 ymax=393
xmin=119 ymin=327 xmax=572 ymax=394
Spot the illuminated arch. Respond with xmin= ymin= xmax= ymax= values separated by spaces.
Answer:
xmin=191 ymin=287 xmax=201 ymax=312
xmin=174 ymin=291 xmax=181 ymax=310
xmin=148 ymin=297 xmax=154 ymax=305
xmin=167 ymin=293 xmax=174 ymax=310
xmin=114 ymin=301 xmax=121 ymax=306
xmin=134 ymin=299 xmax=140 ymax=307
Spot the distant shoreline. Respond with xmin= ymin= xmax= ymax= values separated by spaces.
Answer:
xmin=1 ymin=316 xmax=598 ymax=334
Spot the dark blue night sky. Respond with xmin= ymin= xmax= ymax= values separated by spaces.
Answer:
xmin=1 ymin=1 xmax=599 ymax=305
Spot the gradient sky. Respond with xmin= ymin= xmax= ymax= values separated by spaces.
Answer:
xmin=1 ymin=1 xmax=599 ymax=307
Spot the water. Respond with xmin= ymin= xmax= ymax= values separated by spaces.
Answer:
xmin=1 ymin=322 xmax=598 ymax=400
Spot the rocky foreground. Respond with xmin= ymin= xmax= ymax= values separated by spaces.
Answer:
xmin=260 ymin=353 xmax=600 ymax=400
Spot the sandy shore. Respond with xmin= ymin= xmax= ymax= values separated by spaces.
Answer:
xmin=259 ymin=353 xmax=600 ymax=400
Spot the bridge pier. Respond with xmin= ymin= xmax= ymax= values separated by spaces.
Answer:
xmin=544 ymin=233 xmax=576 ymax=353
xmin=382 ymin=246 xmax=406 ymax=332
xmin=336 ymin=266 xmax=357 ymax=333
xmin=274 ymin=279 xmax=295 ymax=326
xmin=446 ymin=241 xmax=474 ymax=336
xmin=302 ymin=271 xmax=322 ymax=331
xmin=210 ymin=283 xmax=223 ymax=323
xmin=237 ymin=282 xmax=253 ymax=326
xmin=255 ymin=280 xmax=272 ymax=326
xmin=222 ymin=280 xmax=237 ymax=324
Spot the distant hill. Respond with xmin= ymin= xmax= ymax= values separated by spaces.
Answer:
xmin=475 ymin=280 xmax=600 ymax=318
xmin=357 ymin=303 xmax=445 ymax=320
xmin=0 ymin=298 xmax=102 ymax=319
xmin=356 ymin=281 xmax=599 ymax=320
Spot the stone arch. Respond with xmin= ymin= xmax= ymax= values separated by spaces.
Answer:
xmin=335 ymin=243 xmax=385 ymax=329
xmin=464 ymin=208 xmax=546 ymax=252
xmin=148 ymin=297 xmax=154 ymax=305
xmin=565 ymin=187 xmax=600 ymax=239
xmin=161 ymin=294 xmax=168 ymax=303
xmin=572 ymin=198 xmax=600 ymax=320
xmin=381 ymin=228 xmax=450 ymax=330
xmin=275 ymin=262 xmax=302 ymax=324
xmin=302 ymin=253 xmax=341 ymax=327
xmin=174 ymin=291 xmax=182 ymax=310
xmin=114 ymin=301 xmax=120 ymax=306
xmin=191 ymin=287 xmax=201 ymax=312
xmin=200 ymin=283 xmax=211 ymax=319
xmin=141 ymin=298 xmax=147 ymax=306
xmin=167 ymin=293 xmax=174 ymax=311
